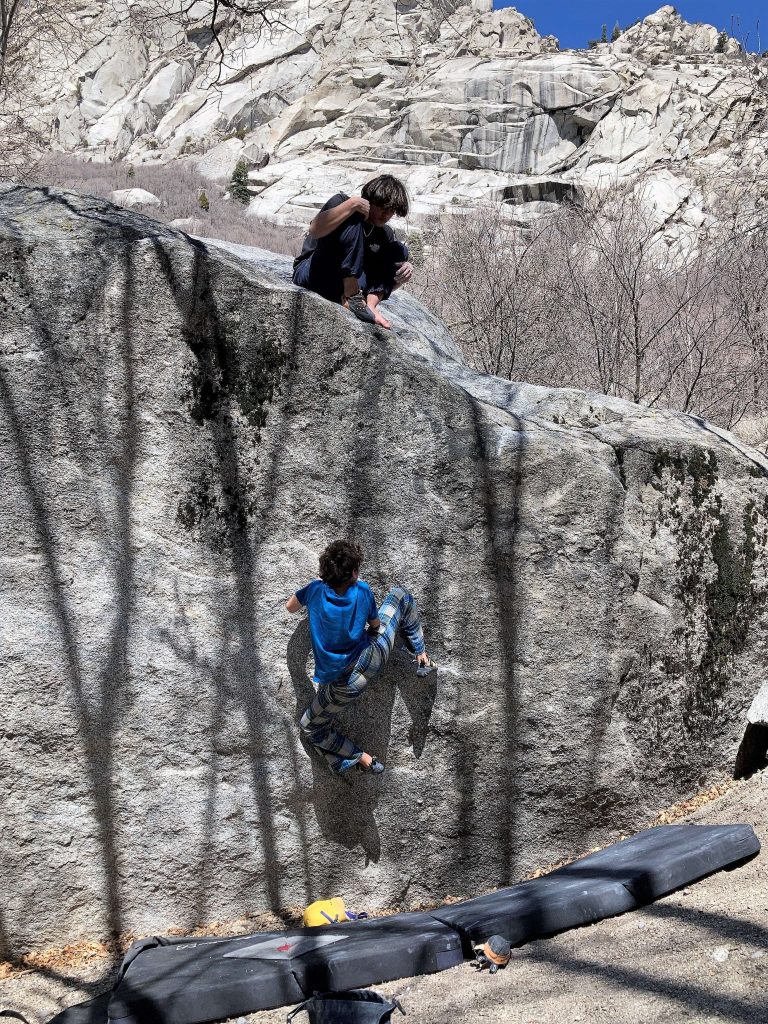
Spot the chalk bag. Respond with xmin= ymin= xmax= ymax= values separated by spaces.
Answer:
xmin=286 ymin=989 xmax=406 ymax=1024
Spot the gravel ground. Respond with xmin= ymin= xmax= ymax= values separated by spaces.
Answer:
xmin=3 ymin=772 xmax=766 ymax=1024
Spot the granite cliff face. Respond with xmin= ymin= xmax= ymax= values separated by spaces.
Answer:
xmin=22 ymin=2 xmax=766 ymax=231
xmin=1 ymin=186 xmax=766 ymax=952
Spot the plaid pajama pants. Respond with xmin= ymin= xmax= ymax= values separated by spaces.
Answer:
xmin=299 ymin=586 xmax=426 ymax=774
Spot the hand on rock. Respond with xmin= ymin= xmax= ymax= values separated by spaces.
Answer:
xmin=394 ymin=261 xmax=414 ymax=286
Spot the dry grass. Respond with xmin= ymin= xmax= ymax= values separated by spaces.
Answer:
xmin=30 ymin=154 xmax=303 ymax=255
xmin=0 ymin=908 xmax=306 ymax=979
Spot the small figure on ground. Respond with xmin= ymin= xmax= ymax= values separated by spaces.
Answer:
xmin=291 ymin=174 xmax=414 ymax=330
xmin=472 ymin=935 xmax=512 ymax=974
xmin=285 ymin=539 xmax=434 ymax=776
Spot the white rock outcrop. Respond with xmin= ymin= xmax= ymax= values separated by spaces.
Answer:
xmin=109 ymin=187 xmax=161 ymax=208
xmin=19 ymin=1 xmax=766 ymax=233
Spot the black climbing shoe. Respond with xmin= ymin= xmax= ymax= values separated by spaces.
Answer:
xmin=344 ymin=291 xmax=376 ymax=324
xmin=359 ymin=757 xmax=385 ymax=775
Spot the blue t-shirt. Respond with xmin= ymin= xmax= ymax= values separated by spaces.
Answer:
xmin=295 ymin=579 xmax=378 ymax=684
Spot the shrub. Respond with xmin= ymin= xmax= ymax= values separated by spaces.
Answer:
xmin=229 ymin=158 xmax=251 ymax=204
xmin=198 ymin=189 xmax=209 ymax=211
xmin=407 ymin=230 xmax=425 ymax=268
xmin=715 ymin=30 xmax=728 ymax=53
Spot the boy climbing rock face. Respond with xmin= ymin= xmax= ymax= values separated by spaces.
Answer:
xmin=286 ymin=540 xmax=434 ymax=776
xmin=291 ymin=174 xmax=414 ymax=330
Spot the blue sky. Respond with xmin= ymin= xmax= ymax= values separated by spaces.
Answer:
xmin=493 ymin=2 xmax=765 ymax=50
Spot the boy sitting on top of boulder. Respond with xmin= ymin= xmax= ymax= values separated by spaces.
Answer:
xmin=292 ymin=174 xmax=413 ymax=330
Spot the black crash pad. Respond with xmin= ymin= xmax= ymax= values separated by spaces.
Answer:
xmin=44 ymin=995 xmax=111 ymax=1024
xmin=431 ymin=824 xmax=760 ymax=946
xmin=554 ymin=823 xmax=760 ymax=901
xmin=45 ymin=822 xmax=760 ymax=1024
xmin=108 ymin=933 xmax=305 ymax=1023
xmin=108 ymin=914 xmax=462 ymax=1024
xmin=297 ymin=912 xmax=463 ymax=993
xmin=429 ymin=872 xmax=638 ymax=952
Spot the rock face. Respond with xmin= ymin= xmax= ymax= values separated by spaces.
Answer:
xmin=109 ymin=187 xmax=161 ymax=208
xmin=23 ymin=2 xmax=767 ymax=230
xmin=1 ymin=186 xmax=767 ymax=953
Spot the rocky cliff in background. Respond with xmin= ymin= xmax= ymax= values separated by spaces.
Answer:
xmin=22 ymin=2 xmax=766 ymax=237
xmin=1 ymin=185 xmax=766 ymax=952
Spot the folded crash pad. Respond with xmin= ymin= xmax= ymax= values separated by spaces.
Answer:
xmin=107 ymin=933 xmax=305 ymax=1024
xmin=108 ymin=914 xmax=463 ymax=1024
xmin=431 ymin=824 xmax=760 ymax=946
xmin=555 ymin=823 xmax=760 ymax=902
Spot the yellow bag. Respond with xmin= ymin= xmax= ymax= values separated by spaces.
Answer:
xmin=302 ymin=897 xmax=348 ymax=927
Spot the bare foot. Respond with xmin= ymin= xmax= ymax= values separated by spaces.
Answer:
xmin=359 ymin=752 xmax=373 ymax=769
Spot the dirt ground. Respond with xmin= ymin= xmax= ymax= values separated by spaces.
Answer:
xmin=3 ymin=772 xmax=766 ymax=1024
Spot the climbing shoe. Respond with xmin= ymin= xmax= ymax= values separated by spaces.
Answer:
xmin=359 ymin=757 xmax=385 ymax=775
xmin=344 ymin=291 xmax=376 ymax=324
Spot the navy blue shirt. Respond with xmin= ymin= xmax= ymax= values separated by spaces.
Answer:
xmin=295 ymin=579 xmax=379 ymax=684
xmin=295 ymin=192 xmax=394 ymax=265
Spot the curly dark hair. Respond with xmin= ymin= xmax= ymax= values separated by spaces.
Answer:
xmin=319 ymin=540 xmax=364 ymax=588
xmin=361 ymin=174 xmax=409 ymax=217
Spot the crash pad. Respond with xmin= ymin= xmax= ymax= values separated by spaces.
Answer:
xmin=45 ymin=823 xmax=760 ymax=1024
xmin=431 ymin=824 xmax=760 ymax=946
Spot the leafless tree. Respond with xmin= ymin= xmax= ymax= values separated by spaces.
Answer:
xmin=127 ymin=0 xmax=286 ymax=83
xmin=415 ymin=180 xmax=768 ymax=452
xmin=0 ymin=0 xmax=284 ymax=179
xmin=0 ymin=0 xmax=89 ymax=177
xmin=413 ymin=206 xmax=564 ymax=386
xmin=545 ymin=186 xmax=743 ymax=408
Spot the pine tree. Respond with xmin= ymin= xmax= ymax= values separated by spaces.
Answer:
xmin=600 ymin=23 xmax=608 ymax=43
xmin=611 ymin=22 xmax=621 ymax=42
xmin=198 ymin=189 xmax=210 ymax=212
xmin=229 ymin=159 xmax=251 ymax=205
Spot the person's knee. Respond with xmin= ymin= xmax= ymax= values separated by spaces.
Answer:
xmin=293 ymin=259 xmax=311 ymax=288
xmin=388 ymin=585 xmax=409 ymax=603
xmin=393 ymin=240 xmax=408 ymax=262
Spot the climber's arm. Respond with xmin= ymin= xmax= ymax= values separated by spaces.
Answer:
xmin=285 ymin=594 xmax=302 ymax=613
xmin=309 ymin=196 xmax=370 ymax=239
